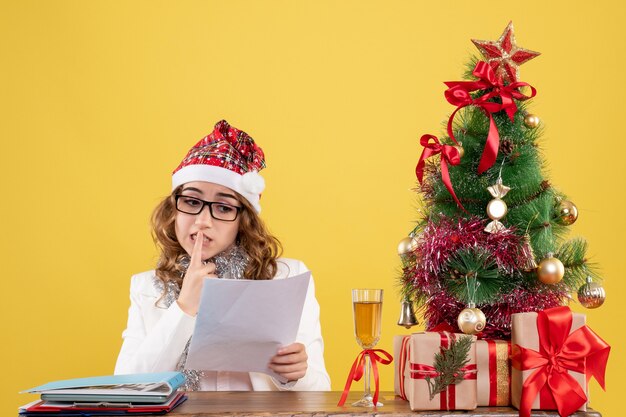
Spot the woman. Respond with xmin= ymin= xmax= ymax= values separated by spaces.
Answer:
xmin=114 ymin=120 xmax=330 ymax=391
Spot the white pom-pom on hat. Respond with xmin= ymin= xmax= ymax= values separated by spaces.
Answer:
xmin=241 ymin=171 xmax=265 ymax=195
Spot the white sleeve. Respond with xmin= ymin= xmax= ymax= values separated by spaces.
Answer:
xmin=114 ymin=274 xmax=196 ymax=375
xmin=272 ymin=264 xmax=331 ymax=391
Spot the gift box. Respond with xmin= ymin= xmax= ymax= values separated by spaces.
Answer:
xmin=400 ymin=332 xmax=477 ymax=410
xmin=393 ymin=335 xmax=411 ymax=397
xmin=475 ymin=339 xmax=511 ymax=406
xmin=510 ymin=306 xmax=610 ymax=417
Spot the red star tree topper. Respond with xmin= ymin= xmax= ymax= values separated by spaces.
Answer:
xmin=471 ymin=21 xmax=540 ymax=84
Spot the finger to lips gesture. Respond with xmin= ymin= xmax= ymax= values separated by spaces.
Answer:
xmin=268 ymin=343 xmax=308 ymax=382
xmin=177 ymin=231 xmax=217 ymax=316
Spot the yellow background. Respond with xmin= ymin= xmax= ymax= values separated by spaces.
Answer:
xmin=2 ymin=1 xmax=624 ymax=415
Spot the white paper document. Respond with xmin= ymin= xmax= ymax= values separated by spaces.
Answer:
xmin=184 ymin=271 xmax=311 ymax=382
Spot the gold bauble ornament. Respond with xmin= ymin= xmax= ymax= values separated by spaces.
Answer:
xmin=537 ymin=254 xmax=565 ymax=284
xmin=454 ymin=145 xmax=465 ymax=159
xmin=397 ymin=236 xmax=418 ymax=255
xmin=457 ymin=306 xmax=486 ymax=335
xmin=524 ymin=114 xmax=540 ymax=128
xmin=557 ymin=200 xmax=578 ymax=226
xmin=577 ymin=276 xmax=606 ymax=309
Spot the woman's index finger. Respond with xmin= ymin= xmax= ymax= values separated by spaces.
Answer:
xmin=190 ymin=230 xmax=204 ymax=266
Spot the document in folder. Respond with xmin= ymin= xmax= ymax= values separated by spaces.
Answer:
xmin=184 ymin=271 xmax=311 ymax=382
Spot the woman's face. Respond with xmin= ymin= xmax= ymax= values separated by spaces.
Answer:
xmin=175 ymin=181 xmax=241 ymax=261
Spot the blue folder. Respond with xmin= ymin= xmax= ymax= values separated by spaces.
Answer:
xmin=23 ymin=372 xmax=186 ymax=403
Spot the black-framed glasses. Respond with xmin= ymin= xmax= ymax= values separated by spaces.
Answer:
xmin=175 ymin=195 xmax=242 ymax=221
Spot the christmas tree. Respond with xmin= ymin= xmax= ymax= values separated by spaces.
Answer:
xmin=399 ymin=22 xmax=606 ymax=339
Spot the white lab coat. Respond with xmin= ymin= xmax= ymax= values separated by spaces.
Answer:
xmin=114 ymin=258 xmax=330 ymax=391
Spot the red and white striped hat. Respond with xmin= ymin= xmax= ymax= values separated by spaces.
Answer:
xmin=172 ymin=120 xmax=266 ymax=213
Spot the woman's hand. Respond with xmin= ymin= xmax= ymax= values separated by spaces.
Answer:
xmin=268 ymin=343 xmax=308 ymax=382
xmin=177 ymin=231 xmax=217 ymax=316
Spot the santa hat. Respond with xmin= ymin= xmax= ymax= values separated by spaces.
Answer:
xmin=172 ymin=120 xmax=266 ymax=213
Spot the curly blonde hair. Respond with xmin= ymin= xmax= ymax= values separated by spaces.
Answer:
xmin=151 ymin=186 xmax=283 ymax=289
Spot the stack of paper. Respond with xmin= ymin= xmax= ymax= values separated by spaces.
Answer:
xmin=186 ymin=271 xmax=311 ymax=383
xmin=19 ymin=372 xmax=187 ymax=416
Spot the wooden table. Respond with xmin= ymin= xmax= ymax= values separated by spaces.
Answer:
xmin=168 ymin=391 xmax=601 ymax=416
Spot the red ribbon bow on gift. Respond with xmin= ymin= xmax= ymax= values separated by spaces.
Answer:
xmin=415 ymin=134 xmax=465 ymax=212
xmin=444 ymin=61 xmax=536 ymax=174
xmin=337 ymin=349 xmax=393 ymax=407
xmin=510 ymin=306 xmax=610 ymax=417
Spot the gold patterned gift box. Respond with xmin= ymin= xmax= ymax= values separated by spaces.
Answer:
xmin=475 ymin=339 xmax=511 ymax=406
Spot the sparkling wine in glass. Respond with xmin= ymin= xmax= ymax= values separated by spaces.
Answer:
xmin=352 ymin=289 xmax=383 ymax=407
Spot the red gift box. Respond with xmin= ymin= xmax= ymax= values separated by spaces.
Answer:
xmin=510 ymin=306 xmax=610 ymax=417
xmin=475 ymin=339 xmax=511 ymax=406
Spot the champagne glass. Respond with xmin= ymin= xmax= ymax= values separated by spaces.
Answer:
xmin=351 ymin=288 xmax=383 ymax=407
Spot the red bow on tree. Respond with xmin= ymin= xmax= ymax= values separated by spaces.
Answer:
xmin=510 ymin=306 xmax=610 ymax=417
xmin=444 ymin=61 xmax=536 ymax=174
xmin=415 ymin=134 xmax=465 ymax=212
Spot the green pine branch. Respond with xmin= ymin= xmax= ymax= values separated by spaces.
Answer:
xmin=557 ymin=238 xmax=602 ymax=290
xmin=425 ymin=335 xmax=474 ymax=400
xmin=444 ymin=247 xmax=508 ymax=304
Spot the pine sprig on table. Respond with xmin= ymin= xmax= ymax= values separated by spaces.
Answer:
xmin=425 ymin=335 xmax=473 ymax=400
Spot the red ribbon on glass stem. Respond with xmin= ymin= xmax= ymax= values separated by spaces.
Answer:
xmin=510 ymin=306 xmax=610 ymax=417
xmin=415 ymin=134 xmax=465 ymax=212
xmin=337 ymin=349 xmax=393 ymax=407
xmin=444 ymin=61 xmax=536 ymax=174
